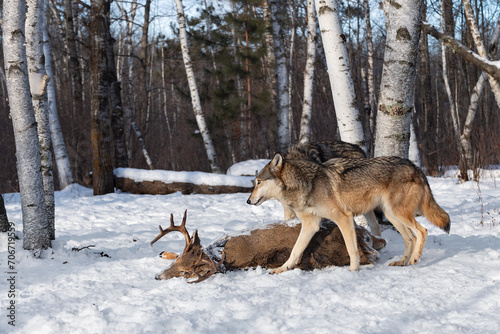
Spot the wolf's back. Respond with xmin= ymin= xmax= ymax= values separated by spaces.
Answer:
xmin=285 ymin=141 xmax=365 ymax=164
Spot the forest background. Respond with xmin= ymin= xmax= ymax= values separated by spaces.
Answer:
xmin=0 ymin=0 xmax=499 ymax=195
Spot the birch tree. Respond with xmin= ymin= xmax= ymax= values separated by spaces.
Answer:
xmin=1 ymin=194 xmax=9 ymax=233
xmin=90 ymin=0 xmax=115 ymax=195
xmin=270 ymin=0 xmax=290 ymax=152
xmin=43 ymin=0 xmax=74 ymax=189
xmin=459 ymin=10 xmax=500 ymax=175
xmin=315 ymin=0 xmax=366 ymax=151
xmin=174 ymin=0 xmax=221 ymax=173
xmin=298 ymin=0 xmax=317 ymax=144
xmin=374 ymin=0 xmax=422 ymax=158
xmin=3 ymin=0 xmax=51 ymax=250
xmin=26 ymin=0 xmax=55 ymax=240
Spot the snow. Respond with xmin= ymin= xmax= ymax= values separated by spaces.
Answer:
xmin=1 ymin=168 xmax=500 ymax=333
xmin=114 ymin=167 xmax=255 ymax=188
xmin=226 ymin=159 xmax=270 ymax=176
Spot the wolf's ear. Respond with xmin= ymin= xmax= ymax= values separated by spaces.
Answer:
xmin=270 ymin=153 xmax=283 ymax=173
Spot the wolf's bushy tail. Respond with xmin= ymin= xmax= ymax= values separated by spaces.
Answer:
xmin=422 ymin=186 xmax=450 ymax=234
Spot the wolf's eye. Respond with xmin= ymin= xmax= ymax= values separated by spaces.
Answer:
xmin=257 ymin=180 xmax=262 ymax=185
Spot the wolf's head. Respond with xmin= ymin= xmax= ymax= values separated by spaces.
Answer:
xmin=247 ymin=153 xmax=285 ymax=206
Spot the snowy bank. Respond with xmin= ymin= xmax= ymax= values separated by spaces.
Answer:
xmin=114 ymin=168 xmax=255 ymax=195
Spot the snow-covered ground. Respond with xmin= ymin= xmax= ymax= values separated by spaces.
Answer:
xmin=1 ymin=167 xmax=499 ymax=333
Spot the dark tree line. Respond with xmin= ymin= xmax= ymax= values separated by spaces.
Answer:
xmin=1 ymin=0 xmax=499 ymax=194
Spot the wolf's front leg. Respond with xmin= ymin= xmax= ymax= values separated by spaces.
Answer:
xmin=332 ymin=212 xmax=360 ymax=271
xmin=270 ymin=213 xmax=321 ymax=274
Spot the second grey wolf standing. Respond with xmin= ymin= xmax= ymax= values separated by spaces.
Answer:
xmin=247 ymin=141 xmax=450 ymax=274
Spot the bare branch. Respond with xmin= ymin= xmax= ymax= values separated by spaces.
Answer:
xmin=422 ymin=21 xmax=500 ymax=82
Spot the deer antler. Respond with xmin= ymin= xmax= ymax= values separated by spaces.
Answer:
xmin=150 ymin=210 xmax=191 ymax=253
xmin=186 ymin=250 xmax=226 ymax=284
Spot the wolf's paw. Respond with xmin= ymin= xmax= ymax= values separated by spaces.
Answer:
xmin=389 ymin=260 xmax=407 ymax=266
xmin=270 ymin=266 xmax=288 ymax=275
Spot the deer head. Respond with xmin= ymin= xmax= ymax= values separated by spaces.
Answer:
xmin=151 ymin=210 xmax=223 ymax=283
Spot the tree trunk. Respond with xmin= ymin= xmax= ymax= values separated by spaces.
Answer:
xmin=270 ymin=0 xmax=290 ymax=152
xmin=299 ymin=0 xmax=317 ymax=144
xmin=315 ymin=0 xmax=366 ymax=151
xmin=459 ymin=12 xmax=500 ymax=171
xmin=174 ymin=0 xmax=221 ymax=173
xmin=419 ymin=1 xmax=437 ymax=173
xmin=262 ymin=0 xmax=277 ymax=112
xmin=118 ymin=0 xmax=138 ymax=165
xmin=43 ymin=2 xmax=74 ymax=189
xmin=139 ymin=0 xmax=152 ymax=129
xmin=104 ymin=20 xmax=128 ymax=169
xmin=374 ymin=0 xmax=423 ymax=158
xmin=3 ymin=0 xmax=51 ymax=250
xmin=90 ymin=0 xmax=115 ymax=195
xmin=26 ymin=0 xmax=55 ymax=240
xmin=131 ymin=122 xmax=154 ymax=170
xmin=64 ymin=0 xmax=83 ymax=115
xmin=363 ymin=0 xmax=377 ymax=153
xmin=288 ymin=2 xmax=296 ymax=141
xmin=1 ymin=194 xmax=9 ymax=233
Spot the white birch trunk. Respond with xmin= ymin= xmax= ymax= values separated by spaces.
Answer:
xmin=26 ymin=0 xmax=55 ymax=240
xmin=373 ymin=0 xmax=422 ymax=158
xmin=299 ymin=0 xmax=317 ymax=144
xmin=174 ymin=0 xmax=221 ymax=173
xmin=43 ymin=0 xmax=74 ymax=189
xmin=131 ymin=122 xmax=154 ymax=170
xmin=3 ymin=0 xmax=50 ymax=250
xmin=270 ymin=0 xmax=291 ymax=152
xmin=460 ymin=73 xmax=486 ymax=165
xmin=161 ymin=44 xmax=175 ymax=170
xmin=315 ymin=0 xmax=366 ymax=151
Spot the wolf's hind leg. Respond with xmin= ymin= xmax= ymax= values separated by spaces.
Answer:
xmin=406 ymin=218 xmax=428 ymax=265
xmin=270 ymin=213 xmax=321 ymax=274
xmin=363 ymin=210 xmax=381 ymax=237
xmin=384 ymin=211 xmax=415 ymax=266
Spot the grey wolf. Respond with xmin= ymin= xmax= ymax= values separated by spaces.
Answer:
xmin=283 ymin=141 xmax=381 ymax=236
xmin=247 ymin=154 xmax=450 ymax=274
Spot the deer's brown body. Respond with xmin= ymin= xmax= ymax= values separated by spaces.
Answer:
xmin=152 ymin=211 xmax=386 ymax=283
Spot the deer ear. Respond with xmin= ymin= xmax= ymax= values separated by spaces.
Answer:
xmin=270 ymin=153 xmax=283 ymax=173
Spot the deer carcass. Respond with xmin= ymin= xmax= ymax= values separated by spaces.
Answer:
xmin=151 ymin=210 xmax=386 ymax=283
